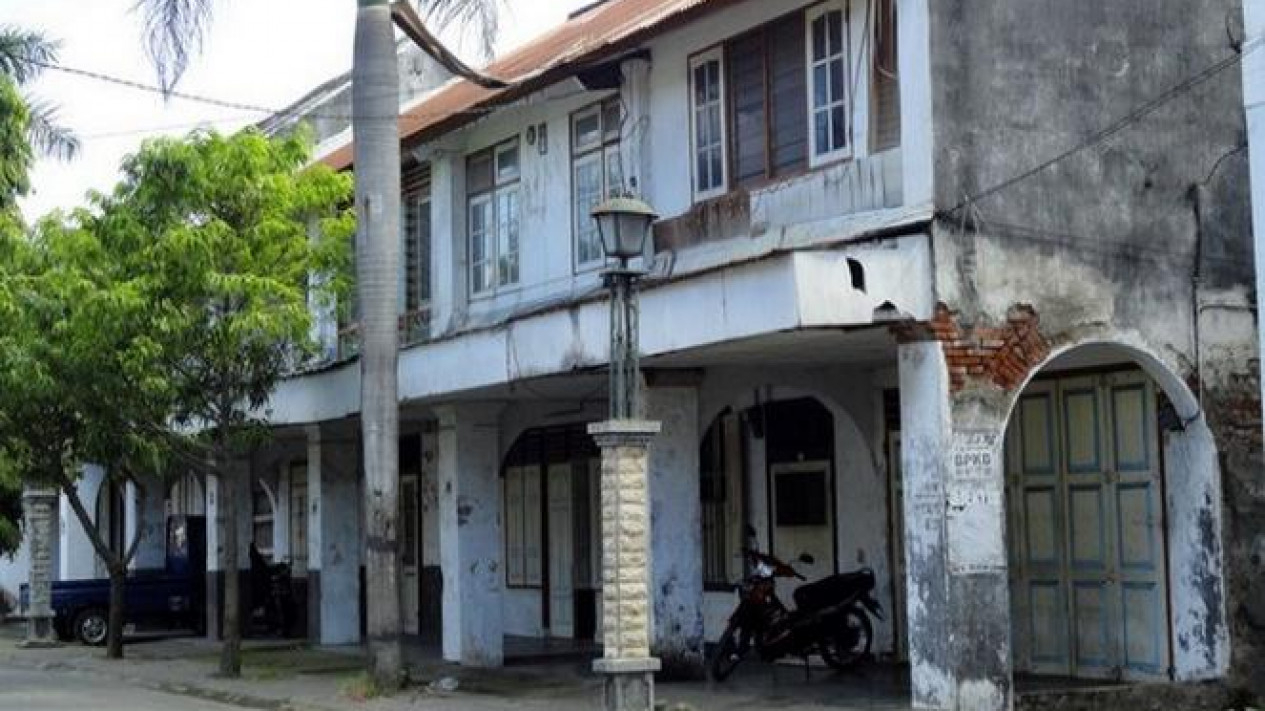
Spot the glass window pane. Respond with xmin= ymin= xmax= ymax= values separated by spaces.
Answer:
xmin=814 ymin=64 xmax=828 ymax=107
xmin=496 ymin=141 xmax=519 ymax=182
xmin=707 ymin=61 xmax=720 ymax=100
xmin=605 ymin=147 xmax=623 ymax=197
xmin=709 ymin=149 xmax=723 ymax=189
xmin=603 ymin=100 xmax=622 ymax=142
xmin=573 ymin=108 xmax=601 ymax=150
xmin=467 ymin=150 xmax=493 ymax=193
xmin=830 ymin=59 xmax=845 ymax=105
xmin=497 ymin=188 xmax=519 ymax=285
xmin=831 ymin=105 xmax=847 ymax=151
xmin=828 ymin=10 xmax=843 ymax=55
xmin=815 ymin=111 xmax=829 ymax=155
xmin=694 ymin=64 xmax=707 ymax=104
xmin=574 ymin=157 xmax=602 ymax=264
xmin=812 ymin=15 xmax=826 ymax=60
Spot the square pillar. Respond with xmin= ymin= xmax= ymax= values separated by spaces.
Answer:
xmin=435 ymin=403 xmax=504 ymax=666
xmin=897 ymin=341 xmax=1012 ymax=711
xmin=643 ymin=384 xmax=704 ymax=678
xmin=21 ymin=488 xmax=58 ymax=647
xmin=590 ymin=420 xmax=662 ymax=711
xmin=306 ymin=425 xmax=362 ymax=646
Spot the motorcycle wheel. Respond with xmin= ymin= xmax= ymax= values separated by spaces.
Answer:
xmin=820 ymin=608 xmax=872 ymax=671
xmin=710 ymin=623 xmax=747 ymax=681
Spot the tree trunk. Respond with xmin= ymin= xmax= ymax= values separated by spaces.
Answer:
xmin=354 ymin=0 xmax=403 ymax=689
xmin=107 ymin=562 xmax=125 ymax=659
xmin=219 ymin=465 xmax=241 ymax=677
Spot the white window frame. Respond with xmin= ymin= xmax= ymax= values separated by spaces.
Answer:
xmin=806 ymin=0 xmax=853 ymax=166
xmin=467 ymin=139 xmax=521 ymax=298
xmin=689 ymin=47 xmax=728 ymax=202
xmin=571 ymin=98 xmax=623 ymax=272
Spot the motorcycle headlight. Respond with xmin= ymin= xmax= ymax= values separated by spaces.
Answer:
xmin=754 ymin=562 xmax=774 ymax=578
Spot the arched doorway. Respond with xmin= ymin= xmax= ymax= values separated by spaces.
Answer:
xmin=1003 ymin=342 xmax=1228 ymax=682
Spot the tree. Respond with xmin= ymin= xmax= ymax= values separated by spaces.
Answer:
xmin=132 ymin=0 xmax=500 ymax=688
xmin=92 ymin=128 xmax=352 ymax=676
xmin=0 ymin=202 xmax=182 ymax=659
xmin=0 ymin=26 xmax=80 ymax=161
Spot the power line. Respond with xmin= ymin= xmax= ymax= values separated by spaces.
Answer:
xmin=20 ymin=57 xmax=496 ymax=123
xmin=944 ymin=36 xmax=1265 ymax=216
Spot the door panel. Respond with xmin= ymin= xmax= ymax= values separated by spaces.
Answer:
xmin=1008 ymin=370 xmax=1169 ymax=681
xmin=547 ymin=463 xmax=574 ymax=638
xmin=770 ymin=461 xmax=833 ymax=605
xmin=401 ymin=475 xmax=420 ymax=635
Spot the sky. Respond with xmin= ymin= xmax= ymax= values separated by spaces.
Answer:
xmin=1 ymin=0 xmax=581 ymax=221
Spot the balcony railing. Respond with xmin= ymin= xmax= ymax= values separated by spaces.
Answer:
xmin=334 ymin=305 xmax=432 ymax=363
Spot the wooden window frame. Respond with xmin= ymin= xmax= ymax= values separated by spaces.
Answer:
xmin=870 ymin=0 xmax=901 ymax=151
xmin=805 ymin=0 xmax=853 ymax=167
xmin=571 ymin=98 xmax=623 ymax=272
xmin=504 ymin=465 xmax=544 ymax=589
xmin=689 ymin=47 xmax=728 ymax=202
xmin=467 ymin=138 xmax=521 ymax=298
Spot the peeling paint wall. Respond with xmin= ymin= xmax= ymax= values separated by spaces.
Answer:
xmin=923 ymin=0 xmax=1256 ymax=697
xmin=436 ymin=403 xmax=505 ymax=667
xmin=644 ymin=386 xmax=704 ymax=679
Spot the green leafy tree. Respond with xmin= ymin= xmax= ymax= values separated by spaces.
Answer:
xmin=93 ymin=127 xmax=352 ymax=675
xmin=0 ymin=202 xmax=182 ymax=658
xmin=132 ymin=0 xmax=500 ymax=686
xmin=0 ymin=26 xmax=79 ymax=161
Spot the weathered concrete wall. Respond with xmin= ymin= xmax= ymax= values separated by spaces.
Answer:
xmin=59 ymin=466 xmax=103 ymax=581
xmin=923 ymin=0 xmax=1259 ymax=696
xmin=644 ymin=386 xmax=703 ymax=679
xmin=436 ymin=403 xmax=504 ymax=666
xmin=306 ymin=426 xmax=362 ymax=646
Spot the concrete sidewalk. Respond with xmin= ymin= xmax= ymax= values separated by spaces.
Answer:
xmin=0 ymin=622 xmax=911 ymax=710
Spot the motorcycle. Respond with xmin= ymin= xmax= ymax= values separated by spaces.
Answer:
xmin=710 ymin=546 xmax=884 ymax=681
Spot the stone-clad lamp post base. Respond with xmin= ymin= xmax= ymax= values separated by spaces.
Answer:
xmin=589 ymin=420 xmax=661 ymax=711
xmin=594 ymin=657 xmax=661 ymax=711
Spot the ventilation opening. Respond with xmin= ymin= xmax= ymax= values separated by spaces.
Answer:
xmin=847 ymin=258 xmax=866 ymax=292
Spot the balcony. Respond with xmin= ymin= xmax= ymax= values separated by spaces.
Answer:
xmin=333 ymin=306 xmax=432 ymax=362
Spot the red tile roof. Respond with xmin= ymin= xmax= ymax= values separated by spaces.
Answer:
xmin=320 ymin=0 xmax=738 ymax=170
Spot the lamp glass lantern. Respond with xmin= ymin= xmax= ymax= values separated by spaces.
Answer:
xmin=591 ymin=196 xmax=658 ymax=264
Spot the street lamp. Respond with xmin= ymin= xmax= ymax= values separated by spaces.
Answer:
xmin=588 ymin=194 xmax=661 ymax=711
xmin=591 ymin=195 xmax=658 ymax=420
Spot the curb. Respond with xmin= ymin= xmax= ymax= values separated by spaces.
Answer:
xmin=0 ymin=651 xmax=348 ymax=711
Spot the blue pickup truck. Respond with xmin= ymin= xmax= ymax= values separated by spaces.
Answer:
xmin=21 ymin=515 xmax=206 ymax=645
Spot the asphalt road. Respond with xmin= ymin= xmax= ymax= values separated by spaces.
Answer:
xmin=0 ymin=666 xmax=247 ymax=711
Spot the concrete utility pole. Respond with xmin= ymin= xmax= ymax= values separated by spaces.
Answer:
xmin=20 ymin=487 xmax=59 ymax=647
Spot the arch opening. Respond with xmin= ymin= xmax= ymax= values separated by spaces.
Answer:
xmin=1000 ymin=341 xmax=1228 ymax=683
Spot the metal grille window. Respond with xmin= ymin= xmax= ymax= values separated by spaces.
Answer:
xmin=288 ymin=464 xmax=308 ymax=575
xmin=399 ymin=163 xmax=432 ymax=342
xmin=701 ymin=412 xmax=744 ymax=589
xmin=808 ymin=2 xmax=850 ymax=163
xmin=572 ymin=98 xmax=623 ymax=269
xmin=467 ymin=139 xmax=520 ymax=295
xmin=689 ymin=49 xmax=726 ymax=200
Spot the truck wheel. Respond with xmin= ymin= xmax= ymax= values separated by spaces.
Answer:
xmin=73 ymin=608 xmax=108 ymax=646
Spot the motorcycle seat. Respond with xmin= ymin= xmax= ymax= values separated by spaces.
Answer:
xmin=792 ymin=569 xmax=876 ymax=614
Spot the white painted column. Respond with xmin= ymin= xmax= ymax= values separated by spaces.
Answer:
xmin=306 ymin=425 xmax=362 ymax=646
xmin=898 ymin=341 xmax=1011 ymax=711
xmin=130 ymin=477 xmax=167 ymax=570
xmin=643 ymin=384 xmax=704 ymax=678
xmin=435 ymin=403 xmax=504 ymax=667
xmin=59 ymin=466 xmax=102 ymax=581
xmin=205 ymin=472 xmax=222 ymax=639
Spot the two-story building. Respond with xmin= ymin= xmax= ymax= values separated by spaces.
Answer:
xmin=196 ymin=0 xmax=1261 ymax=709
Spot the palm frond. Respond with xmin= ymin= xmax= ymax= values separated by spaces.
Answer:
xmin=419 ymin=0 xmax=501 ymax=62
xmin=24 ymin=95 xmax=79 ymax=161
xmin=132 ymin=0 xmax=214 ymax=94
xmin=0 ymin=26 xmax=60 ymax=85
